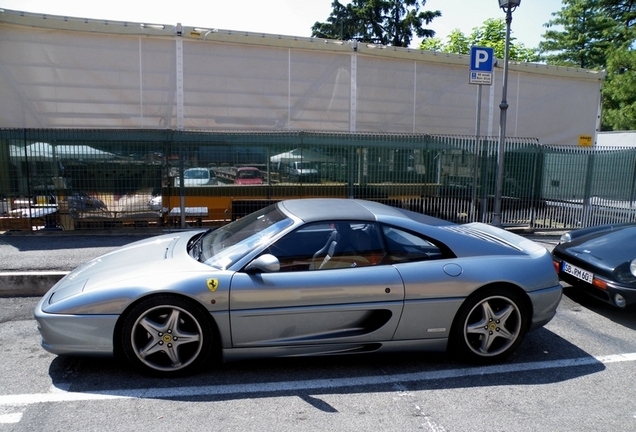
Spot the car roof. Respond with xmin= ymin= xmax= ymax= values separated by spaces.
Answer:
xmin=279 ymin=199 xmax=375 ymax=223
xmin=278 ymin=199 xmax=531 ymax=257
xmin=277 ymin=198 xmax=451 ymax=226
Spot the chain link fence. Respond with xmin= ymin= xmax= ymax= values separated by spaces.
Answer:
xmin=1 ymin=129 xmax=635 ymax=232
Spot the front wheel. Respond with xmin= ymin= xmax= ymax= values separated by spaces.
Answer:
xmin=121 ymin=295 xmax=213 ymax=376
xmin=451 ymin=287 xmax=529 ymax=363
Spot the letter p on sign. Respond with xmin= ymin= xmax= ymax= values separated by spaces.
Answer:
xmin=475 ymin=50 xmax=488 ymax=68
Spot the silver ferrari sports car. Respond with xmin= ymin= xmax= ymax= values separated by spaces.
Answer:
xmin=35 ymin=199 xmax=562 ymax=376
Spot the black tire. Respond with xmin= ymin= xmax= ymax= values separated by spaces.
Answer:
xmin=451 ymin=287 xmax=529 ymax=363
xmin=121 ymin=295 xmax=213 ymax=376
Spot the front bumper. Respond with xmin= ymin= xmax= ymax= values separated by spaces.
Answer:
xmin=35 ymin=298 xmax=117 ymax=356
xmin=553 ymin=256 xmax=636 ymax=308
xmin=558 ymin=271 xmax=636 ymax=308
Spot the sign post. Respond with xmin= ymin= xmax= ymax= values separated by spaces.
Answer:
xmin=469 ymin=47 xmax=494 ymax=222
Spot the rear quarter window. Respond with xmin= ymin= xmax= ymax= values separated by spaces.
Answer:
xmin=381 ymin=225 xmax=450 ymax=263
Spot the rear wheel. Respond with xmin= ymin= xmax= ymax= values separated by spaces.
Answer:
xmin=451 ymin=287 xmax=529 ymax=363
xmin=121 ymin=295 xmax=213 ymax=376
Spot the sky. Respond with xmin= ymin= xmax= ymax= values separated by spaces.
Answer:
xmin=0 ymin=0 xmax=561 ymax=49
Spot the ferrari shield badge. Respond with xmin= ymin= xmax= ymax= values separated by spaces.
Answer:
xmin=206 ymin=278 xmax=219 ymax=292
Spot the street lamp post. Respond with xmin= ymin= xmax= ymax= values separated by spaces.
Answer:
xmin=492 ymin=0 xmax=521 ymax=227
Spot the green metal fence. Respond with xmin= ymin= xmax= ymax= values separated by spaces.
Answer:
xmin=1 ymin=129 xmax=635 ymax=232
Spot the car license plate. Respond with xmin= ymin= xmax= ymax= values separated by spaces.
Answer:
xmin=562 ymin=261 xmax=594 ymax=284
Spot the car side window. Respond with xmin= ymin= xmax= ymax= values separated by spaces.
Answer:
xmin=265 ymin=223 xmax=332 ymax=272
xmin=266 ymin=221 xmax=385 ymax=272
xmin=381 ymin=225 xmax=445 ymax=263
xmin=315 ymin=222 xmax=385 ymax=270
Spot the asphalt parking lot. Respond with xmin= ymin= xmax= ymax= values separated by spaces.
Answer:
xmin=2 ymin=288 xmax=635 ymax=431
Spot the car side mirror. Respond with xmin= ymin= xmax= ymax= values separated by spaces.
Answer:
xmin=244 ymin=254 xmax=280 ymax=273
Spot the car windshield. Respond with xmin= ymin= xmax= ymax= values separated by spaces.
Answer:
xmin=238 ymin=169 xmax=260 ymax=178
xmin=198 ymin=204 xmax=292 ymax=270
xmin=184 ymin=169 xmax=209 ymax=179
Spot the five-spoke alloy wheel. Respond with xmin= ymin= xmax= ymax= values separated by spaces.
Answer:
xmin=121 ymin=295 xmax=213 ymax=376
xmin=452 ymin=287 xmax=529 ymax=362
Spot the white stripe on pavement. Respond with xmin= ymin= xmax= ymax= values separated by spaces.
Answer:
xmin=1 ymin=352 xmax=634 ymax=407
xmin=0 ymin=413 xmax=23 ymax=424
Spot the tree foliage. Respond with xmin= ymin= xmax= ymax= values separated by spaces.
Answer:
xmin=311 ymin=0 xmax=441 ymax=47
xmin=539 ymin=0 xmax=615 ymax=69
xmin=603 ymin=49 xmax=636 ymax=130
xmin=420 ymin=18 xmax=538 ymax=62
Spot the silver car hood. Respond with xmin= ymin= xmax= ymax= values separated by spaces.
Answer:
xmin=60 ymin=233 xmax=198 ymax=291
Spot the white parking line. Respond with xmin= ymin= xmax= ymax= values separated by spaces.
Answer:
xmin=0 ymin=413 xmax=23 ymax=423
xmin=1 ymin=353 xmax=635 ymax=407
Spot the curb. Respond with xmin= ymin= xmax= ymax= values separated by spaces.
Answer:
xmin=0 ymin=271 xmax=68 ymax=298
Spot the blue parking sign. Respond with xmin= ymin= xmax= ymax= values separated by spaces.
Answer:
xmin=470 ymin=46 xmax=494 ymax=72
xmin=469 ymin=46 xmax=494 ymax=85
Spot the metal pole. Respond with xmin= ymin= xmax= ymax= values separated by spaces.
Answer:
xmin=492 ymin=7 xmax=513 ymax=227
xmin=581 ymin=150 xmax=596 ymax=227
xmin=471 ymin=84 xmax=482 ymax=222
xmin=348 ymin=43 xmax=358 ymax=199
xmin=176 ymin=32 xmax=186 ymax=228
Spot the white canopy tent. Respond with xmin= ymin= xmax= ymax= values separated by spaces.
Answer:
xmin=270 ymin=148 xmax=335 ymax=163
xmin=9 ymin=143 xmax=116 ymax=161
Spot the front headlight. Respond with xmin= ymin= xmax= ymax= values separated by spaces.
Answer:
xmin=559 ymin=232 xmax=572 ymax=244
xmin=615 ymin=259 xmax=636 ymax=283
